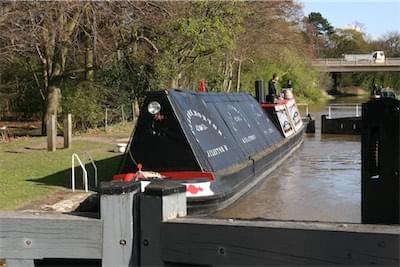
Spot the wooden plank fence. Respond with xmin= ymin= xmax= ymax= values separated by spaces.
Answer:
xmin=0 ymin=180 xmax=399 ymax=266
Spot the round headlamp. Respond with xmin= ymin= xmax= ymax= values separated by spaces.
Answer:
xmin=148 ymin=101 xmax=161 ymax=114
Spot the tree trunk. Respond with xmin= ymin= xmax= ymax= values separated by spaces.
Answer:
xmin=134 ymin=98 xmax=140 ymax=117
xmin=84 ymin=7 xmax=94 ymax=82
xmin=227 ymin=62 xmax=233 ymax=92
xmin=85 ymin=46 xmax=94 ymax=81
xmin=170 ymin=78 xmax=179 ymax=88
xmin=170 ymin=72 xmax=182 ymax=88
xmin=41 ymin=85 xmax=61 ymax=135
xmin=236 ymin=60 xmax=242 ymax=92
xmin=222 ymin=61 xmax=229 ymax=91
xmin=39 ymin=6 xmax=85 ymax=135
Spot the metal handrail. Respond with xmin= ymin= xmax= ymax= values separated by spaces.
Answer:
xmin=84 ymin=151 xmax=98 ymax=188
xmin=72 ymin=153 xmax=88 ymax=192
xmin=328 ymin=103 xmax=361 ymax=118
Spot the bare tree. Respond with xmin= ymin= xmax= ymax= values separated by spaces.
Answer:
xmin=0 ymin=1 xmax=164 ymax=132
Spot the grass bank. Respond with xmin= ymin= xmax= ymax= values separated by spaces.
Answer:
xmin=0 ymin=123 xmax=134 ymax=210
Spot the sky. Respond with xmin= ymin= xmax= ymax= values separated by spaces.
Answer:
xmin=302 ymin=0 xmax=400 ymax=40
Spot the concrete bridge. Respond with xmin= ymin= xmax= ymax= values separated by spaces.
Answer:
xmin=312 ymin=58 xmax=400 ymax=72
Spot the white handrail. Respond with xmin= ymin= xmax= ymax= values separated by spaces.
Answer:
xmin=328 ymin=103 xmax=362 ymax=118
xmin=72 ymin=153 xmax=88 ymax=192
xmin=84 ymin=151 xmax=98 ymax=188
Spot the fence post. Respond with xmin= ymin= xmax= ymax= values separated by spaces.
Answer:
xmin=100 ymin=180 xmax=141 ymax=267
xmin=105 ymin=108 xmax=108 ymax=132
xmin=134 ymin=100 xmax=140 ymax=118
xmin=64 ymin=113 xmax=72 ymax=149
xmin=47 ymin=114 xmax=56 ymax=152
xmin=140 ymin=180 xmax=187 ymax=266
xmin=121 ymin=105 xmax=125 ymax=123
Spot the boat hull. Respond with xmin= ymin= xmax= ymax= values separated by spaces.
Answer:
xmin=186 ymin=126 xmax=304 ymax=215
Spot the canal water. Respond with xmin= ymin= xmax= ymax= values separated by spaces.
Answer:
xmin=215 ymin=96 xmax=367 ymax=223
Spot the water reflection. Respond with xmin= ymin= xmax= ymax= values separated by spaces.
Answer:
xmin=215 ymin=99 xmax=365 ymax=223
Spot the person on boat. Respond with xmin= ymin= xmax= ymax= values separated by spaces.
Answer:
xmin=267 ymin=73 xmax=279 ymax=103
xmin=287 ymin=79 xmax=292 ymax=89
xmin=370 ymin=83 xmax=379 ymax=97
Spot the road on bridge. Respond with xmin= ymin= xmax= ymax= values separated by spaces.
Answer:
xmin=312 ymin=58 xmax=400 ymax=72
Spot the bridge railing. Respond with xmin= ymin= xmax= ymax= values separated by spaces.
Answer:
xmin=313 ymin=58 xmax=400 ymax=66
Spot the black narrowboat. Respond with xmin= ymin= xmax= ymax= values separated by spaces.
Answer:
xmin=117 ymin=89 xmax=304 ymax=214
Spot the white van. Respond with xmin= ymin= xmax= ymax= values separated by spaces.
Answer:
xmin=343 ymin=51 xmax=385 ymax=63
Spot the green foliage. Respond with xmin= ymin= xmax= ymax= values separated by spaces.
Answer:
xmin=100 ymin=55 xmax=161 ymax=103
xmin=307 ymin=12 xmax=334 ymax=36
xmin=241 ymin=49 xmax=327 ymax=103
xmin=327 ymin=29 xmax=370 ymax=57
xmin=0 ymin=61 xmax=43 ymax=118
xmin=62 ymin=81 xmax=107 ymax=130
xmin=155 ymin=1 xmax=243 ymax=87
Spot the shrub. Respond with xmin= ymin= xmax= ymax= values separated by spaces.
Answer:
xmin=62 ymin=82 xmax=107 ymax=130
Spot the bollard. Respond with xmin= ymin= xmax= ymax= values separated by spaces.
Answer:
xmin=100 ymin=180 xmax=141 ymax=266
xmin=47 ymin=114 xmax=56 ymax=152
xmin=255 ymin=80 xmax=265 ymax=104
xmin=64 ymin=114 xmax=72 ymax=149
xmin=140 ymin=180 xmax=187 ymax=266
xmin=362 ymin=98 xmax=400 ymax=224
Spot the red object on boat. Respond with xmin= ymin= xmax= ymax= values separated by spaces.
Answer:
xmin=113 ymin=173 xmax=136 ymax=182
xmin=186 ymin=184 xmax=204 ymax=194
xmin=199 ymin=80 xmax=206 ymax=92
xmin=159 ymin=171 xmax=215 ymax=181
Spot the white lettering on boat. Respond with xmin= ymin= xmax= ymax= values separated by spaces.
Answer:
xmin=242 ymin=134 xmax=256 ymax=144
xmin=206 ymin=145 xmax=229 ymax=158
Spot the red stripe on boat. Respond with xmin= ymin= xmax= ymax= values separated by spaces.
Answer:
xmin=160 ymin=171 xmax=215 ymax=181
xmin=261 ymin=100 xmax=288 ymax=109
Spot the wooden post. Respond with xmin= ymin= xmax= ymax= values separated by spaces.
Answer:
xmin=131 ymin=102 xmax=135 ymax=121
xmin=105 ymin=108 xmax=108 ymax=132
xmin=140 ymin=180 xmax=187 ymax=266
xmin=100 ymin=180 xmax=141 ymax=267
xmin=121 ymin=105 xmax=125 ymax=122
xmin=47 ymin=114 xmax=56 ymax=152
xmin=134 ymin=99 xmax=140 ymax=118
xmin=63 ymin=114 xmax=72 ymax=149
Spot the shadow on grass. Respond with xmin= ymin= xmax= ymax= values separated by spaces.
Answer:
xmin=28 ymin=154 xmax=125 ymax=191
